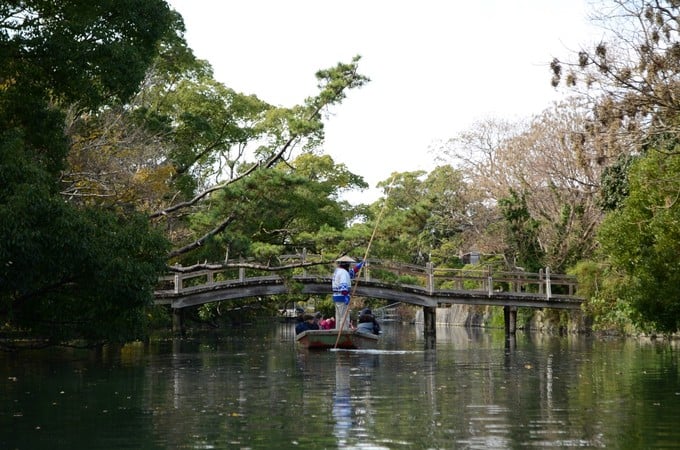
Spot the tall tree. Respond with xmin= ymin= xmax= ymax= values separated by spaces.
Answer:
xmin=442 ymin=101 xmax=605 ymax=271
xmin=498 ymin=190 xmax=544 ymax=272
xmin=153 ymin=56 xmax=369 ymax=260
xmin=0 ymin=0 xmax=177 ymax=346
xmin=60 ymin=31 xmax=370 ymax=260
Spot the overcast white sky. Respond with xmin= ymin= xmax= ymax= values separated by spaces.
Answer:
xmin=167 ymin=0 xmax=601 ymax=203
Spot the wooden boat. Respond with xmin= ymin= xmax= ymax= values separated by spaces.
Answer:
xmin=295 ymin=329 xmax=379 ymax=350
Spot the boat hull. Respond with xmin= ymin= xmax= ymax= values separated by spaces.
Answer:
xmin=295 ymin=329 xmax=379 ymax=350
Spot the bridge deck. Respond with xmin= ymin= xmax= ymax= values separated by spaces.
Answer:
xmin=155 ymin=274 xmax=583 ymax=310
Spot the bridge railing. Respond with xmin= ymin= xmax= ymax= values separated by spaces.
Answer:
xmin=157 ymin=255 xmax=578 ymax=300
xmin=358 ymin=260 xmax=577 ymax=299
xmin=157 ymin=252 xmax=327 ymax=294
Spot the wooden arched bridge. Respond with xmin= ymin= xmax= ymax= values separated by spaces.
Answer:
xmin=154 ymin=255 xmax=583 ymax=337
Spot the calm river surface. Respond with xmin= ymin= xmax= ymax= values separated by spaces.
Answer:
xmin=2 ymin=323 xmax=680 ymax=449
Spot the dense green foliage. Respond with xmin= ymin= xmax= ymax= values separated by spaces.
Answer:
xmin=0 ymin=1 xmax=176 ymax=345
xmin=498 ymin=190 xmax=544 ymax=272
xmin=599 ymin=154 xmax=637 ymax=212
xmin=181 ymin=154 xmax=367 ymax=264
xmin=368 ymin=166 xmax=475 ymax=267
xmin=0 ymin=0 xmax=177 ymax=108
xmin=1 ymin=133 xmax=169 ymax=344
xmin=596 ymin=150 xmax=680 ymax=333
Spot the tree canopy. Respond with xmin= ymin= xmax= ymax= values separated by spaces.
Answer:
xmin=0 ymin=0 xmax=179 ymax=346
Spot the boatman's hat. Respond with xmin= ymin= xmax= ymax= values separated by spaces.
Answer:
xmin=336 ymin=255 xmax=355 ymax=263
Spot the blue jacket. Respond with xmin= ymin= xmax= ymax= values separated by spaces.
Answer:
xmin=295 ymin=321 xmax=319 ymax=334
xmin=331 ymin=261 xmax=363 ymax=304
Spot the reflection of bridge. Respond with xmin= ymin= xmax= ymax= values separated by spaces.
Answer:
xmin=154 ymin=258 xmax=583 ymax=337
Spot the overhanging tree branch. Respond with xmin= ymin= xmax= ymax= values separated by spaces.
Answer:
xmin=150 ymin=56 xmax=368 ymax=220
xmin=150 ymin=135 xmax=298 ymax=219
xmin=166 ymin=213 xmax=236 ymax=259
xmin=167 ymin=259 xmax=328 ymax=273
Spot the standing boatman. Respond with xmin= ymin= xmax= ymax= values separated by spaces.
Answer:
xmin=332 ymin=255 xmax=364 ymax=330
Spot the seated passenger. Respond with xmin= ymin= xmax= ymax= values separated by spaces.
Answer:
xmin=357 ymin=308 xmax=381 ymax=335
xmin=320 ymin=316 xmax=336 ymax=330
xmin=295 ymin=314 xmax=319 ymax=334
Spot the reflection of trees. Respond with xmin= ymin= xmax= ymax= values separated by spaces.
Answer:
xmin=6 ymin=326 xmax=680 ymax=448
xmin=566 ymin=339 xmax=680 ymax=449
xmin=132 ymin=326 xmax=680 ymax=448
xmin=142 ymin=334 xmax=308 ymax=448
xmin=396 ymin=329 xmax=600 ymax=447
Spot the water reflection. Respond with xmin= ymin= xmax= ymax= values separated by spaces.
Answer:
xmin=332 ymin=354 xmax=352 ymax=445
xmin=296 ymin=349 xmax=380 ymax=448
xmin=2 ymin=324 xmax=680 ymax=449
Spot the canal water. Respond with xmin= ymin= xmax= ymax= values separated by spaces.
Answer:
xmin=1 ymin=323 xmax=679 ymax=449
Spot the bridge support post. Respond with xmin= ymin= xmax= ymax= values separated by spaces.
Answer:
xmin=423 ymin=306 xmax=436 ymax=341
xmin=503 ymin=305 xmax=517 ymax=336
xmin=172 ymin=308 xmax=185 ymax=337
